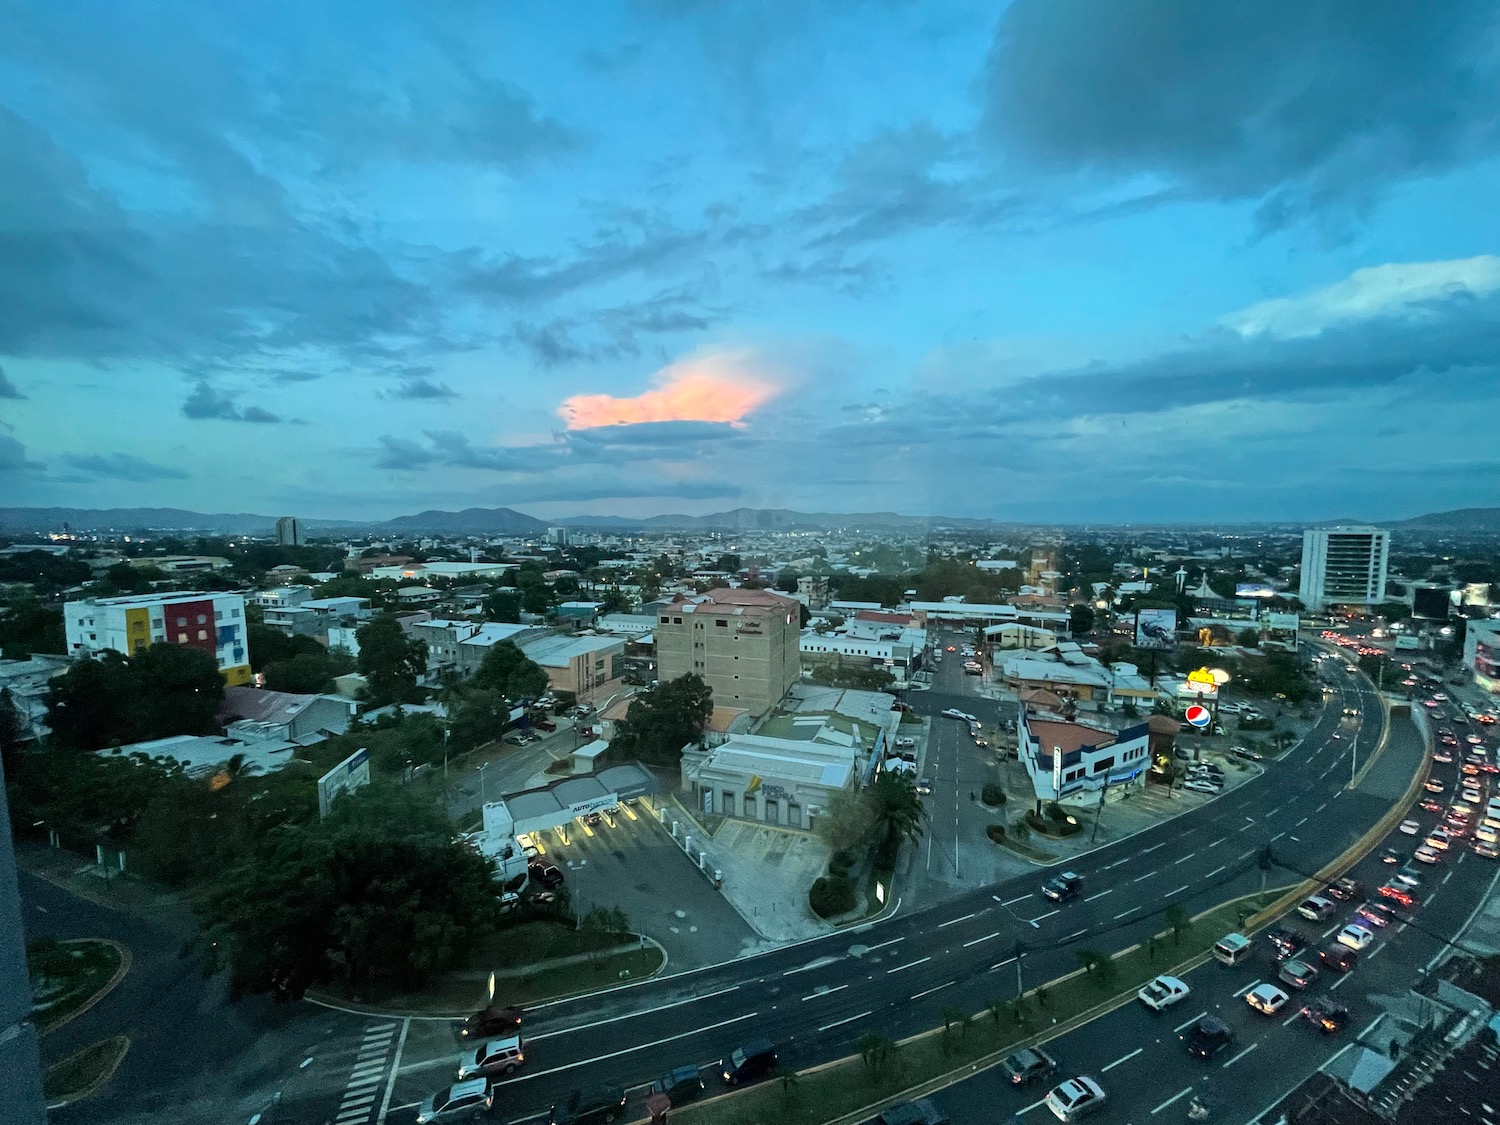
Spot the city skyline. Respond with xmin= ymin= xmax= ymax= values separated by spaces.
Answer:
xmin=3 ymin=1 xmax=1500 ymax=523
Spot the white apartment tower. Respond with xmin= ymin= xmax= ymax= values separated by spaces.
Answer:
xmin=274 ymin=516 xmax=305 ymax=547
xmin=1298 ymin=526 xmax=1390 ymax=611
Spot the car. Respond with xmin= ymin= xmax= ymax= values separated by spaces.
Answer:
xmin=1378 ymin=846 xmax=1404 ymax=864
xmin=1462 ymin=763 xmax=1481 ymax=776
xmin=1425 ymin=780 xmax=1445 ymax=793
xmin=1246 ymin=983 xmax=1291 ymax=1015
xmin=941 ymin=708 xmax=967 ymax=719
xmin=1433 ymin=751 xmax=1454 ymax=763
xmin=721 ymin=1038 xmax=777 ymax=1085
xmin=1137 ymin=975 xmax=1191 ymax=1010
xmin=1392 ymin=866 xmax=1423 ymax=888
xmin=1325 ymin=876 xmax=1363 ymax=902
xmin=1042 ymin=872 xmax=1083 ymax=903
xmin=1231 ymin=746 xmax=1264 ymax=762
xmin=650 ymin=1065 xmax=705 ymax=1106
xmin=1183 ymin=779 xmax=1223 ymax=795
xmin=456 ymin=1035 xmax=524 ymax=1080
xmin=582 ymin=812 xmax=603 ymax=827
xmin=1475 ymin=843 xmax=1499 ymax=859
xmin=1001 ymin=1047 xmax=1059 ymax=1087
xmin=1343 ymin=707 xmax=1358 ymax=717
xmin=1424 ymin=830 xmax=1451 ymax=851
xmin=1302 ymin=996 xmax=1351 ymax=1034
xmin=1319 ymin=945 xmax=1358 ymax=972
xmin=1265 ymin=926 xmax=1308 ymax=960
xmin=417 ymin=1079 xmax=493 ymax=1124
xmin=1336 ymin=924 xmax=1375 ymax=952
xmin=529 ymin=861 xmax=565 ymax=888
xmin=894 ymin=736 xmax=917 ymax=748
xmin=915 ymin=777 xmax=933 ymax=795
xmin=876 ymin=1099 xmax=950 ymax=1125
xmin=1184 ymin=1015 xmax=1234 ymax=1060
xmin=1420 ymin=798 xmax=1444 ymax=813
xmin=1297 ymin=896 xmax=1338 ymax=922
xmin=1462 ymin=787 xmax=1483 ymax=803
xmin=1378 ymin=883 xmax=1416 ymax=907
xmin=1278 ymin=958 xmax=1320 ymax=989
xmin=1399 ymin=819 xmax=1420 ymax=835
xmin=1414 ymin=845 xmax=1442 ymax=865
xmin=1354 ymin=902 xmax=1395 ymax=928
xmin=549 ymin=1086 xmax=628 ymax=1125
xmin=1043 ymin=1076 xmax=1107 ymax=1121
xmin=458 ymin=1004 xmax=523 ymax=1041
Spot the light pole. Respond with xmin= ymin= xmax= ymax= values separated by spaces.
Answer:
xmin=478 ymin=762 xmax=490 ymax=807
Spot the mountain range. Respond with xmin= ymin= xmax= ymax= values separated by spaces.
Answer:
xmin=2 ymin=505 xmax=1498 ymax=536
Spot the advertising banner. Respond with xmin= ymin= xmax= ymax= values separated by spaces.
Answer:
xmin=1135 ymin=608 xmax=1177 ymax=650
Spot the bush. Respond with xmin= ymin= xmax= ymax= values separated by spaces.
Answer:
xmin=1044 ymin=801 xmax=1067 ymax=822
xmin=831 ymin=846 xmax=861 ymax=870
xmin=808 ymin=875 xmax=857 ymax=919
xmin=981 ymin=783 xmax=1006 ymax=807
xmin=986 ymin=823 xmax=1006 ymax=843
xmin=1026 ymin=810 xmax=1082 ymax=837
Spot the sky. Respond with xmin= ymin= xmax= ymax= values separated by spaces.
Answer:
xmin=2 ymin=0 xmax=1499 ymax=524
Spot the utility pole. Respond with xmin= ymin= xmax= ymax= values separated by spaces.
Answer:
xmin=1090 ymin=774 xmax=1109 ymax=843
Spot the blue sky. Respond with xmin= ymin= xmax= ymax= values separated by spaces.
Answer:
xmin=2 ymin=0 xmax=1499 ymax=523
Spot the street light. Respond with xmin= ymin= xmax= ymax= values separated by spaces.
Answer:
xmin=478 ymin=762 xmax=490 ymax=807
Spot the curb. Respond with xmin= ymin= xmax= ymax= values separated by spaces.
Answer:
xmin=37 ymin=938 xmax=132 ymax=1035
xmin=44 ymin=1034 xmax=131 ymax=1109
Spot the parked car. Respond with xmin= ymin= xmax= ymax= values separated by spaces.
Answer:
xmin=650 ymin=1065 xmax=705 ymax=1106
xmin=549 ymin=1087 xmax=627 ymax=1125
xmin=529 ymin=861 xmax=565 ymax=888
xmin=416 ymin=1079 xmax=493 ymax=1124
xmin=1042 ymin=872 xmax=1083 ymax=903
xmin=1230 ymin=745 xmax=1263 ymax=761
xmin=1183 ymin=1015 xmax=1234 ymax=1060
xmin=720 ymin=1038 xmax=777 ymax=1085
xmin=458 ymin=1004 xmax=523 ymax=1041
xmin=1001 ymin=1046 xmax=1059 ymax=1087
xmin=1043 ymin=1076 xmax=1107 ymax=1121
xmin=1184 ymin=779 xmax=1223 ymax=795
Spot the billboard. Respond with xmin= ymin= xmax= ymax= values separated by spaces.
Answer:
xmin=1411 ymin=587 xmax=1452 ymax=621
xmin=1135 ymin=608 xmax=1177 ymax=650
xmin=1235 ymin=583 xmax=1277 ymax=599
xmin=317 ymin=748 xmax=370 ymax=818
xmin=1265 ymin=612 xmax=1300 ymax=634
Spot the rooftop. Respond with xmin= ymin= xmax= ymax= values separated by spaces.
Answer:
xmin=521 ymin=633 xmax=625 ymax=667
xmin=666 ymin=587 xmax=798 ymax=618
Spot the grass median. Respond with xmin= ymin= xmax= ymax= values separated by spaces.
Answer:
xmin=44 ymin=1035 xmax=130 ymax=1104
xmin=669 ymin=892 xmax=1283 ymax=1125
xmin=29 ymin=938 xmax=126 ymax=1033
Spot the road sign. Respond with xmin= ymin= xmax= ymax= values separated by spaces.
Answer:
xmin=1185 ymin=705 xmax=1211 ymax=728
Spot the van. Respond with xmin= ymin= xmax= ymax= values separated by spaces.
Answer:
xmin=1213 ymin=932 xmax=1253 ymax=966
xmin=721 ymin=1038 xmax=777 ymax=1085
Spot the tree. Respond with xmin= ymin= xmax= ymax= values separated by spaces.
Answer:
xmin=606 ymin=674 xmax=714 ymax=766
xmin=0 ymin=596 xmax=65 ymax=658
xmin=263 ymin=653 xmax=338 ymax=694
xmin=1236 ymin=628 xmax=1261 ymax=647
xmin=127 ymin=643 xmax=226 ymax=738
xmin=0 ymin=687 xmax=29 ymax=779
xmin=356 ymin=614 xmax=427 ymax=705
xmin=484 ymin=590 xmax=522 ymax=623
xmin=470 ymin=642 xmax=549 ymax=702
xmin=447 ymin=689 xmax=510 ymax=752
xmin=715 ymin=554 xmax=742 ymax=574
xmin=868 ymin=771 xmax=925 ymax=865
xmin=815 ymin=787 xmax=878 ymax=854
xmin=1164 ymin=903 xmax=1191 ymax=945
xmin=1068 ymin=604 xmax=1096 ymax=636
xmin=597 ymin=589 xmax=632 ymax=616
xmin=248 ymin=625 xmax=326 ymax=672
xmin=854 ymin=1031 xmax=897 ymax=1081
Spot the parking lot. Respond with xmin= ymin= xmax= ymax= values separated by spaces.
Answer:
xmin=527 ymin=797 xmax=760 ymax=970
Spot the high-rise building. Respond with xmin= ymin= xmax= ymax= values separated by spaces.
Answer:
xmin=275 ymin=516 xmax=305 ymax=547
xmin=654 ymin=588 xmax=801 ymax=717
xmin=1298 ymin=527 xmax=1390 ymax=611
xmin=64 ymin=591 xmax=253 ymax=685
xmin=546 ymin=526 xmax=570 ymax=547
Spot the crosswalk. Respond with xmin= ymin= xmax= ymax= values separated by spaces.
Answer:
xmin=333 ymin=1021 xmax=400 ymax=1125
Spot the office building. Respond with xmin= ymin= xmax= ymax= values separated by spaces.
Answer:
xmin=274 ymin=516 xmax=305 ymax=547
xmin=546 ymin=526 xmax=570 ymax=547
xmin=655 ymin=588 xmax=801 ymax=717
xmin=1298 ymin=526 xmax=1390 ymax=611
xmin=64 ymin=591 xmax=253 ymax=685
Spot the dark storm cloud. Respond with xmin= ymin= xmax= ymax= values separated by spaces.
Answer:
xmin=182 ymin=383 xmax=283 ymax=423
xmin=0 ymin=365 xmax=22 ymax=398
xmin=386 ymin=378 xmax=459 ymax=401
xmin=983 ymin=0 xmax=1500 ymax=225
xmin=60 ymin=452 xmax=189 ymax=482
xmin=0 ymin=434 xmax=43 ymax=473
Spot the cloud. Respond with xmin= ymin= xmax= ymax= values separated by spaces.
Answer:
xmin=0 ymin=365 xmax=22 ymax=398
xmin=181 ymin=382 xmax=282 ymax=423
xmin=59 ymin=452 xmax=189 ymax=481
xmin=509 ymin=284 xmax=727 ymax=367
xmin=1223 ymin=256 xmax=1500 ymax=339
xmin=386 ymin=378 xmax=459 ymax=401
xmin=0 ymin=434 xmax=43 ymax=473
xmin=558 ymin=350 xmax=781 ymax=429
xmin=982 ymin=0 xmax=1500 ymax=225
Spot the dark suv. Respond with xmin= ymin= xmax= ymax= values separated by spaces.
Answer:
xmin=721 ymin=1038 xmax=777 ymax=1085
xmin=1184 ymin=1015 xmax=1234 ymax=1060
xmin=650 ymin=1065 xmax=705 ymax=1105
xmin=549 ymin=1087 xmax=626 ymax=1125
xmin=457 ymin=1004 xmax=522 ymax=1041
xmin=1265 ymin=925 xmax=1308 ymax=960
xmin=1000 ymin=1046 xmax=1058 ymax=1086
xmin=529 ymin=861 xmax=565 ymax=888
xmin=1042 ymin=872 xmax=1083 ymax=903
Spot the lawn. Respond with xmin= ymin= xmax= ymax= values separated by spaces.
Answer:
xmin=29 ymin=938 xmax=126 ymax=1032
xmin=44 ymin=1035 xmax=130 ymax=1103
xmin=369 ymin=948 xmax=665 ymax=1014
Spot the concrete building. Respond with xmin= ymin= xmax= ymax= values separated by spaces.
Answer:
xmin=680 ymin=731 xmax=863 ymax=830
xmin=1464 ymin=618 xmax=1500 ymax=695
xmin=1298 ymin=526 xmax=1390 ymax=611
xmin=596 ymin=613 xmax=658 ymax=638
xmin=796 ymin=575 xmax=830 ymax=609
xmin=274 ymin=516 xmax=305 ymax=547
xmin=407 ymin=620 xmax=546 ymax=677
xmin=1017 ymin=710 xmax=1150 ymax=805
xmin=908 ymin=600 xmax=1071 ymax=636
xmin=655 ymin=587 xmax=801 ymax=717
xmin=546 ymin=526 xmax=571 ymax=547
xmin=520 ymin=634 xmax=626 ymax=704
xmin=64 ymin=591 xmax=252 ymax=685
xmin=219 ymin=686 xmax=355 ymax=745
xmin=251 ymin=585 xmax=315 ymax=610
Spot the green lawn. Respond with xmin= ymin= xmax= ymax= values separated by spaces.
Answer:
xmin=44 ymin=1035 xmax=129 ymax=1103
xmin=29 ymin=939 xmax=125 ymax=1032
xmin=366 ymin=948 xmax=666 ymax=1014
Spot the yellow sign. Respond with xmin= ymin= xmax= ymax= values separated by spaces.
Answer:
xmin=745 ymin=775 xmax=762 ymax=795
xmin=1186 ymin=668 xmax=1216 ymax=687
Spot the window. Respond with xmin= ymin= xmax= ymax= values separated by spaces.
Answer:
xmin=231 ymin=608 xmax=240 ymax=617
xmin=175 ymin=616 xmax=186 ymax=627
xmin=715 ymin=619 xmax=727 ymax=627
xmin=660 ymin=616 xmax=670 ymax=624
xmin=215 ymin=610 xmax=224 ymax=621
xmin=673 ymin=617 xmax=682 ymax=625
xmin=196 ymin=614 xmax=207 ymax=624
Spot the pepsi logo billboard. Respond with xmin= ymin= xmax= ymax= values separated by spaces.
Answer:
xmin=1185 ymin=705 xmax=1211 ymax=728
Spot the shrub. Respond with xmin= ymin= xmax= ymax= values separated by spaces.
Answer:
xmin=1026 ymin=810 xmax=1082 ymax=837
xmin=831 ymin=846 xmax=860 ymax=870
xmin=981 ymin=783 xmax=1006 ymax=806
xmin=808 ymin=875 xmax=857 ymax=919
xmin=1044 ymin=800 xmax=1067 ymax=822
xmin=986 ymin=823 xmax=1006 ymax=843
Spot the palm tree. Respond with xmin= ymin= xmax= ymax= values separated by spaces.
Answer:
xmin=868 ymin=772 xmax=925 ymax=849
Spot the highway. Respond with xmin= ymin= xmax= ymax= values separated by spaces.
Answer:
xmin=342 ymin=651 xmax=1428 ymax=1125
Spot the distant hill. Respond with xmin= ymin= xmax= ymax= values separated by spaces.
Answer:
xmin=558 ymin=507 xmax=1003 ymax=532
xmin=378 ymin=507 xmax=547 ymax=534
xmin=1390 ymin=508 xmax=1500 ymax=534
xmin=0 ymin=507 xmax=360 ymax=535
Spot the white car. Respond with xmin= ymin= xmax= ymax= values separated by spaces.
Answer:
xmin=1398 ymin=819 xmax=1420 ymax=835
xmin=942 ymin=708 xmax=968 ymax=720
xmin=1044 ymin=1076 xmax=1107 ymax=1121
xmin=1336 ymin=924 xmax=1374 ymax=951
xmin=1414 ymin=845 xmax=1443 ymax=865
xmin=1136 ymin=975 xmax=1191 ymax=1011
xmin=1462 ymin=788 xmax=1483 ymax=804
xmin=1184 ymin=779 xmax=1223 ymax=795
xmin=1246 ymin=983 xmax=1290 ymax=1016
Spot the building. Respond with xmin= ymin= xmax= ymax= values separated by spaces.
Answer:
xmin=680 ymin=731 xmax=864 ymax=830
xmin=251 ymin=585 xmax=314 ymax=610
xmin=1298 ymin=526 xmax=1390 ymax=611
xmin=655 ymin=588 xmax=801 ymax=717
xmin=908 ymin=600 xmax=1071 ymax=636
xmin=596 ymin=613 xmax=658 ymax=638
xmin=556 ymin=600 xmax=605 ymax=626
xmin=546 ymin=526 xmax=570 ymax=547
xmin=0 ymin=752 xmax=47 ymax=1125
xmin=219 ymin=686 xmax=355 ymax=745
xmin=1464 ymin=618 xmax=1500 ymax=694
xmin=519 ymin=634 xmax=626 ymax=704
xmin=274 ymin=516 xmax=305 ymax=547
xmin=1016 ymin=709 xmax=1150 ymax=806
xmin=796 ymin=575 xmax=830 ymax=609
xmin=407 ymin=620 xmax=547 ymax=678
xmin=368 ymin=561 xmax=515 ymax=583
xmin=64 ymin=591 xmax=252 ymax=685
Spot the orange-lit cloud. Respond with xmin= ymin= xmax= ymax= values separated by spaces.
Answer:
xmin=558 ymin=351 xmax=780 ymax=430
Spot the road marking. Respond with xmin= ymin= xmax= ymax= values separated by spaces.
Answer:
xmin=1329 ymin=972 xmax=1350 ymax=990
xmin=910 ymin=982 xmax=955 ymax=1001
xmin=1269 ymin=832 xmax=1285 ymax=843
xmin=1233 ymin=978 xmax=1262 ymax=998
xmin=373 ymin=1017 xmax=408 ymax=1125
xmin=1101 ymin=1047 xmax=1143 ymax=1072
xmin=1084 ymin=889 xmax=1113 ymax=902
xmin=349 ymin=1061 xmax=385 ymax=1081
xmin=991 ymin=956 xmax=1016 ymax=970
xmin=1000 ymin=894 xmax=1033 ymax=906
xmin=938 ymin=912 xmax=977 ymax=928
xmin=1296 ymin=817 xmax=1308 ymax=826
xmin=1164 ymin=884 xmax=1188 ymax=897
xmin=865 ymin=937 xmax=905 ymax=952
xmin=784 ymin=957 xmax=840 ymax=976
xmin=1239 ymin=822 xmax=1256 ymax=832
xmin=1237 ymin=849 xmax=1256 ymax=861
xmin=963 ymin=931 xmax=1001 ymax=948
xmin=1442 ymin=870 xmax=1454 ymax=885
xmin=1208 ymin=836 xmax=1227 ymax=848
xmin=1174 ymin=854 xmax=1195 ymax=865
xmin=1316 ymin=802 xmax=1327 ymax=812
xmin=1028 ymin=910 xmax=1060 ymax=924
xmin=1174 ymin=1009 xmax=1208 ymax=1033
xmin=1016 ymin=1096 xmax=1048 ymax=1115
xmin=483 ymin=1012 xmax=759 ymax=1086
xmin=1101 ymin=858 xmax=1130 ymax=871
xmin=1061 ymin=929 xmax=1086 ymax=941
xmin=1320 ymin=923 xmax=1341 ymax=939
xmin=800 ymin=984 xmax=848 ymax=1002
xmin=1151 ymin=1087 xmax=1195 ymax=1115
xmin=1206 ymin=865 xmax=1226 ymax=878
xmin=530 ymin=986 xmax=741 ymax=1040
xmin=1141 ymin=842 xmax=1167 ymax=854
xmin=1133 ymin=870 xmax=1158 ymax=883
xmin=1114 ymin=907 xmax=1139 ymax=920
xmin=1282 ymin=1008 xmax=1304 ymax=1027
xmin=818 ymin=1010 xmax=872 ymax=1032
xmin=887 ymin=956 xmax=932 ymax=975
xmin=1367 ymin=942 xmax=1385 ymax=960
xmin=1222 ymin=1042 xmax=1259 ymax=1068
